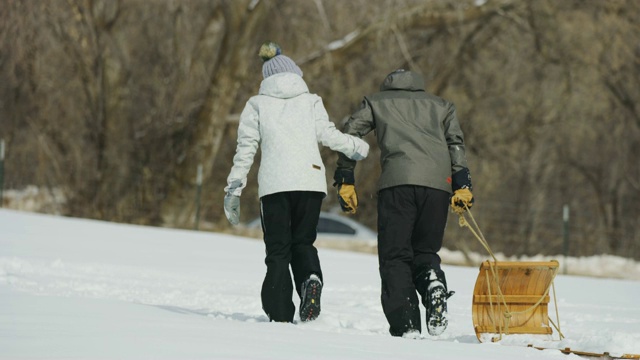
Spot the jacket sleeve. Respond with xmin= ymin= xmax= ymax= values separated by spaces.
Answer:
xmin=443 ymin=102 xmax=471 ymax=187
xmin=313 ymin=96 xmax=369 ymax=160
xmin=336 ymin=98 xmax=376 ymax=173
xmin=225 ymin=100 xmax=260 ymax=196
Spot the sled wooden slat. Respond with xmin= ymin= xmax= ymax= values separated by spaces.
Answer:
xmin=475 ymin=325 xmax=552 ymax=335
xmin=473 ymin=295 xmax=550 ymax=304
xmin=472 ymin=260 xmax=559 ymax=342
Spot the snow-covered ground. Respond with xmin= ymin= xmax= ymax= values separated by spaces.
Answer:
xmin=1 ymin=208 xmax=639 ymax=359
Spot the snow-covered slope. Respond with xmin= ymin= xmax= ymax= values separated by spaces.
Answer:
xmin=1 ymin=209 xmax=638 ymax=359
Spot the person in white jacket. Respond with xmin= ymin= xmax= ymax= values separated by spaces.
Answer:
xmin=224 ymin=42 xmax=369 ymax=323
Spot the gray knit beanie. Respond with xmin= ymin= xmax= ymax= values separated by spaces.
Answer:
xmin=259 ymin=42 xmax=303 ymax=79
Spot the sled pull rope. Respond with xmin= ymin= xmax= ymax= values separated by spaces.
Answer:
xmin=457 ymin=205 xmax=564 ymax=340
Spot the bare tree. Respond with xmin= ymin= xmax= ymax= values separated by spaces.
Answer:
xmin=1 ymin=0 xmax=639 ymax=258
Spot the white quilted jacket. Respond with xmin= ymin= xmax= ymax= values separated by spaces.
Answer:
xmin=225 ymin=73 xmax=369 ymax=198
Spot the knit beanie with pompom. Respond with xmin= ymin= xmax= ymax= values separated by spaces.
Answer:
xmin=259 ymin=42 xmax=303 ymax=79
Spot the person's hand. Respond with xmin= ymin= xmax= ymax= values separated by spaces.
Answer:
xmin=224 ymin=194 xmax=241 ymax=225
xmin=450 ymin=168 xmax=473 ymax=214
xmin=333 ymin=168 xmax=358 ymax=214
xmin=450 ymin=188 xmax=473 ymax=214
xmin=337 ymin=184 xmax=358 ymax=214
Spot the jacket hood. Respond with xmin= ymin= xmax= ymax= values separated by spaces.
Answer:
xmin=259 ymin=72 xmax=309 ymax=99
xmin=380 ymin=70 xmax=425 ymax=92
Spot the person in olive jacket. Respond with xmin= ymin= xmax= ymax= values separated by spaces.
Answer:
xmin=333 ymin=69 xmax=474 ymax=337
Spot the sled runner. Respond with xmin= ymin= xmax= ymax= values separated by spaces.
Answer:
xmin=471 ymin=260 xmax=561 ymax=342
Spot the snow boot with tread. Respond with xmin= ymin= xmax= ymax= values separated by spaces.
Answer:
xmin=300 ymin=274 xmax=322 ymax=322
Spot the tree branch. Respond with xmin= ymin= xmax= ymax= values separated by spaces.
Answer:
xmin=298 ymin=0 xmax=517 ymax=67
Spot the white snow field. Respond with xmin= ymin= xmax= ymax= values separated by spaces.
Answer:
xmin=1 ymin=208 xmax=639 ymax=359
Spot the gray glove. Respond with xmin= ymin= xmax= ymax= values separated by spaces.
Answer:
xmin=224 ymin=194 xmax=240 ymax=225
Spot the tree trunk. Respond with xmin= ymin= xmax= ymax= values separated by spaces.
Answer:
xmin=161 ymin=0 xmax=269 ymax=227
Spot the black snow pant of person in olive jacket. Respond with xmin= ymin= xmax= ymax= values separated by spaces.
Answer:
xmin=377 ymin=185 xmax=450 ymax=336
xmin=259 ymin=191 xmax=324 ymax=323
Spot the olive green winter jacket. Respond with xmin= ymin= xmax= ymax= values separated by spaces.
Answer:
xmin=336 ymin=70 xmax=468 ymax=194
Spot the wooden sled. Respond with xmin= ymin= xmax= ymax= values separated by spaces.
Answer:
xmin=472 ymin=260 xmax=561 ymax=342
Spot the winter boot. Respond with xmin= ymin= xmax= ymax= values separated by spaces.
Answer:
xmin=415 ymin=267 xmax=455 ymax=336
xmin=300 ymin=274 xmax=322 ymax=322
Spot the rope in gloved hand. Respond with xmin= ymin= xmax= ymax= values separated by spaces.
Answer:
xmin=455 ymin=204 xmax=564 ymax=341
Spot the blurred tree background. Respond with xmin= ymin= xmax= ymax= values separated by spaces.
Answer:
xmin=1 ymin=0 xmax=639 ymax=259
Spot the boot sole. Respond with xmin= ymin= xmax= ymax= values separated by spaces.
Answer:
xmin=426 ymin=286 xmax=449 ymax=336
xmin=300 ymin=279 xmax=322 ymax=322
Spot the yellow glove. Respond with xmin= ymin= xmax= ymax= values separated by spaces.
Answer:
xmin=337 ymin=184 xmax=358 ymax=214
xmin=450 ymin=188 xmax=474 ymax=214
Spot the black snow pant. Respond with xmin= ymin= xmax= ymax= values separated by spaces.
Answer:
xmin=377 ymin=185 xmax=450 ymax=336
xmin=259 ymin=191 xmax=324 ymax=322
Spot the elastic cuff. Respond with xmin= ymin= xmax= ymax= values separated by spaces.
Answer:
xmin=451 ymin=168 xmax=472 ymax=192
xmin=333 ymin=168 xmax=355 ymax=186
